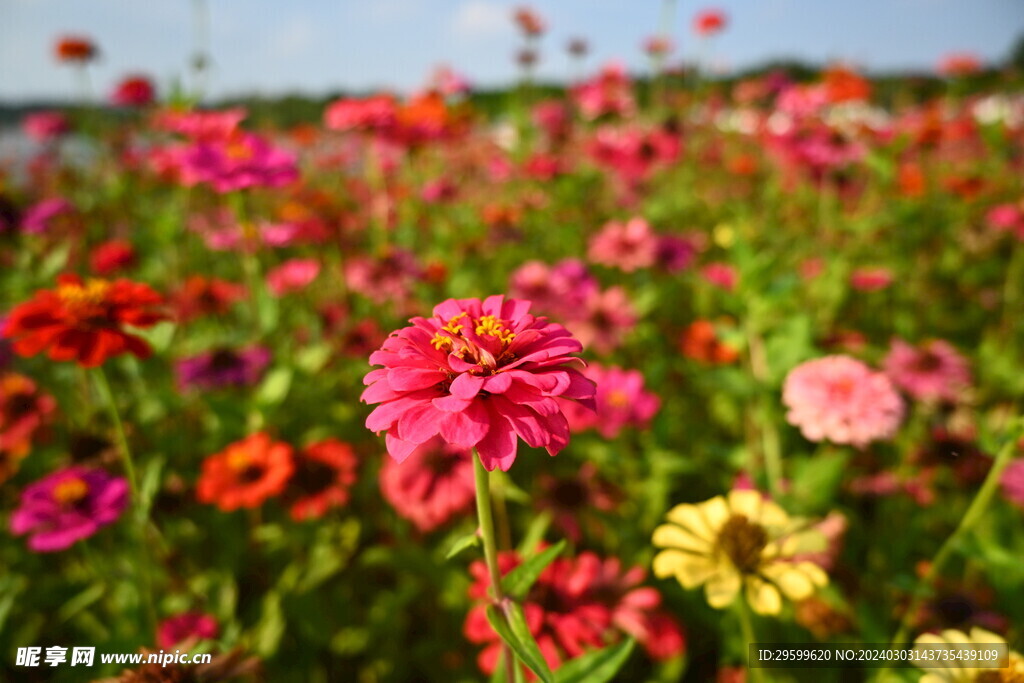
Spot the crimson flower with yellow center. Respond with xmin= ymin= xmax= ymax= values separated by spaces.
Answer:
xmin=3 ymin=274 xmax=166 ymax=368
xmin=361 ymin=295 xmax=595 ymax=471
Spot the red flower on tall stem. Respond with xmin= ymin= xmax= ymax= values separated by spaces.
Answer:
xmin=3 ymin=275 xmax=166 ymax=368
xmin=361 ymin=296 xmax=595 ymax=471
xmin=54 ymin=36 xmax=98 ymax=63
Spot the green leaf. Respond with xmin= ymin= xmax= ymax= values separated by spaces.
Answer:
xmin=445 ymin=531 xmax=481 ymax=560
xmin=486 ymin=604 xmax=553 ymax=683
xmin=256 ymin=367 xmax=293 ymax=406
xmin=253 ymin=591 xmax=285 ymax=656
xmin=789 ymin=449 xmax=850 ymax=514
xmin=502 ymin=540 xmax=566 ymax=600
xmin=516 ymin=511 xmax=552 ymax=557
xmin=553 ymin=639 xmax=635 ymax=683
xmin=57 ymin=583 xmax=106 ymax=624
xmin=138 ymin=456 xmax=165 ymax=517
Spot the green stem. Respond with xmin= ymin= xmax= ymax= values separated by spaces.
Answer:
xmin=746 ymin=323 xmax=783 ymax=499
xmin=473 ymin=452 xmax=516 ymax=683
xmin=877 ymin=421 xmax=1023 ymax=681
xmin=94 ymin=366 xmax=157 ymax=639
xmin=736 ymin=600 xmax=765 ymax=683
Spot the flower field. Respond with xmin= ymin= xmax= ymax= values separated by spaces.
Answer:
xmin=2 ymin=8 xmax=1024 ymax=683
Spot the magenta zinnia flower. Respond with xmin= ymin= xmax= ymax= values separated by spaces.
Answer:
xmin=361 ymin=296 xmax=596 ymax=471
xmin=883 ymin=338 xmax=971 ymax=403
xmin=10 ymin=466 xmax=128 ymax=552
xmin=158 ymin=612 xmax=219 ymax=649
xmin=783 ymin=355 xmax=904 ymax=448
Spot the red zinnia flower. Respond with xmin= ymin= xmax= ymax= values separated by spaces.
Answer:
xmin=196 ymin=433 xmax=294 ymax=511
xmin=89 ymin=240 xmax=137 ymax=276
xmin=55 ymin=36 xmax=97 ymax=63
xmin=286 ymin=439 xmax=358 ymax=521
xmin=111 ymin=75 xmax=156 ymax=107
xmin=1 ymin=373 xmax=57 ymax=483
xmin=379 ymin=437 xmax=475 ymax=532
xmin=464 ymin=550 xmax=685 ymax=676
xmin=361 ymin=296 xmax=596 ymax=471
xmin=693 ymin=9 xmax=727 ymax=36
xmin=171 ymin=276 xmax=247 ymax=323
xmin=3 ymin=275 xmax=166 ymax=368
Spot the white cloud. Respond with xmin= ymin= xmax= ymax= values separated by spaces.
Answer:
xmin=451 ymin=0 xmax=510 ymax=40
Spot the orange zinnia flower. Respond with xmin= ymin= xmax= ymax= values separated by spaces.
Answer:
xmin=196 ymin=433 xmax=294 ymax=511
xmin=680 ymin=319 xmax=740 ymax=364
xmin=3 ymin=275 xmax=166 ymax=368
xmin=55 ymin=36 xmax=98 ymax=63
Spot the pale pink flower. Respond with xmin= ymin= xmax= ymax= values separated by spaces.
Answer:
xmin=783 ymin=355 xmax=904 ymax=448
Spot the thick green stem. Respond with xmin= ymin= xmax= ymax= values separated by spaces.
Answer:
xmin=746 ymin=323 xmax=783 ymax=499
xmin=473 ymin=452 xmax=516 ymax=682
xmin=877 ymin=421 xmax=1023 ymax=681
xmin=94 ymin=366 xmax=157 ymax=638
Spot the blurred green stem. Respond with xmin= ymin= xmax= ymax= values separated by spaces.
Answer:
xmin=736 ymin=600 xmax=765 ymax=683
xmin=746 ymin=323 xmax=784 ymax=499
xmin=473 ymin=452 xmax=517 ymax=682
xmin=94 ymin=366 xmax=157 ymax=639
xmin=878 ymin=419 xmax=1024 ymax=681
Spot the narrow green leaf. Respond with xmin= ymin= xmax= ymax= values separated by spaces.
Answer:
xmin=445 ymin=531 xmax=481 ymax=560
xmin=553 ymin=639 xmax=635 ymax=683
xmin=502 ymin=540 xmax=566 ymax=600
xmin=486 ymin=604 xmax=553 ymax=683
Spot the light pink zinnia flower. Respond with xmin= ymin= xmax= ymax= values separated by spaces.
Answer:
xmin=361 ymin=296 xmax=596 ymax=471
xmin=560 ymin=364 xmax=660 ymax=438
xmin=266 ymin=258 xmax=320 ymax=297
xmin=379 ymin=437 xmax=475 ymax=532
xmin=783 ymin=355 xmax=904 ymax=448
xmin=588 ymin=217 xmax=659 ymax=272
xmin=883 ymin=338 xmax=971 ymax=403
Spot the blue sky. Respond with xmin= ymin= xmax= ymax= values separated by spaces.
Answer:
xmin=1 ymin=0 xmax=1022 ymax=102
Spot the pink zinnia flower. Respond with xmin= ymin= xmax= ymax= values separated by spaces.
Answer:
xmin=850 ymin=267 xmax=893 ymax=292
xmin=177 ymin=132 xmax=298 ymax=193
xmin=379 ymin=437 xmax=475 ymax=532
xmin=10 ymin=466 xmax=129 ymax=552
xmin=560 ymin=364 xmax=660 ymax=438
xmin=266 ymin=258 xmax=320 ymax=297
xmin=1000 ymin=458 xmax=1024 ymax=509
xmin=883 ymin=339 xmax=971 ymax=403
xmin=783 ymin=355 xmax=904 ymax=448
xmin=701 ymin=262 xmax=738 ymax=291
xmin=568 ymin=286 xmax=637 ymax=356
xmin=361 ymin=296 xmax=596 ymax=471
xmin=22 ymin=111 xmax=70 ymax=142
xmin=986 ymin=204 xmax=1024 ymax=240
xmin=21 ymin=198 xmax=73 ymax=235
xmin=157 ymin=612 xmax=219 ymax=649
xmin=588 ymin=217 xmax=659 ymax=272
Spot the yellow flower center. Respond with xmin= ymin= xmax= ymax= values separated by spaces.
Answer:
xmin=606 ymin=390 xmax=629 ymax=408
xmin=431 ymin=313 xmax=516 ymax=355
xmin=227 ymin=448 xmax=251 ymax=471
xmin=53 ymin=477 xmax=89 ymax=505
xmin=57 ymin=279 xmax=112 ymax=318
xmin=717 ymin=514 xmax=769 ymax=574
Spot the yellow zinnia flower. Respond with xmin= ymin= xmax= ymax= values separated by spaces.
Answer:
xmin=652 ymin=489 xmax=828 ymax=615
xmin=913 ymin=628 xmax=1024 ymax=683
